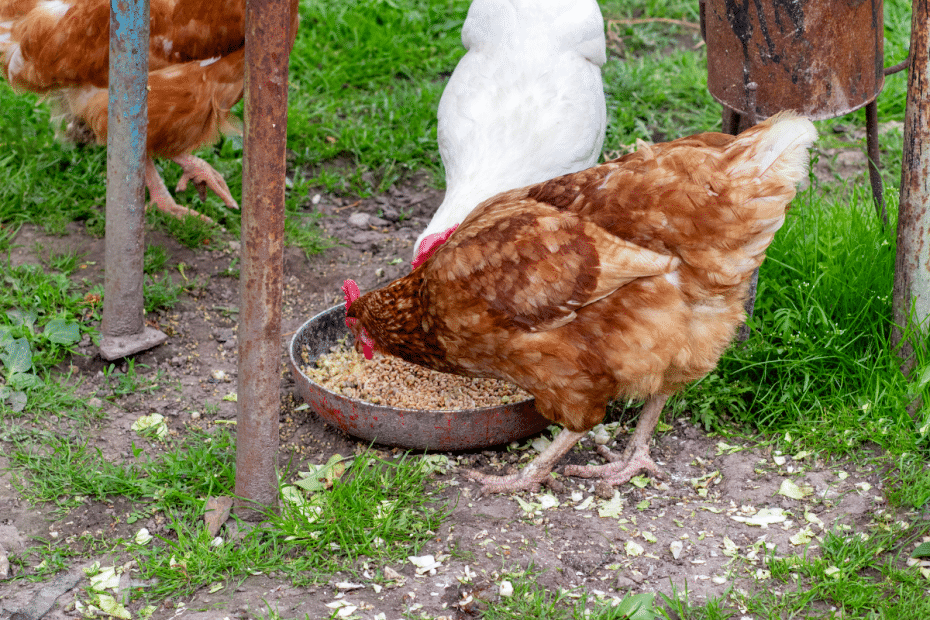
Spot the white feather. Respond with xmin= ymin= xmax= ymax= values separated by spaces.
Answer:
xmin=414 ymin=0 xmax=607 ymax=257
xmin=38 ymin=0 xmax=72 ymax=19
xmin=5 ymin=43 xmax=23 ymax=78
xmin=730 ymin=113 xmax=818 ymax=180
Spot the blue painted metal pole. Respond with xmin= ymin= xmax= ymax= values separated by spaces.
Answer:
xmin=235 ymin=0 xmax=291 ymax=516
xmin=100 ymin=0 xmax=167 ymax=359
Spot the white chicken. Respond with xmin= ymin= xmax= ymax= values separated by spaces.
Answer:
xmin=413 ymin=0 xmax=607 ymax=258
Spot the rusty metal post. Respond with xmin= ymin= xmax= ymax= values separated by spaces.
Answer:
xmin=100 ymin=0 xmax=168 ymax=360
xmin=234 ymin=0 xmax=291 ymax=517
xmin=865 ymin=100 xmax=889 ymax=227
xmin=891 ymin=0 xmax=930 ymax=384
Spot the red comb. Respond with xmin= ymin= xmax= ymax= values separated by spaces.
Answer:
xmin=412 ymin=225 xmax=458 ymax=268
xmin=342 ymin=279 xmax=361 ymax=309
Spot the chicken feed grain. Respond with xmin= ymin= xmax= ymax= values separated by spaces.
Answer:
xmin=301 ymin=343 xmax=530 ymax=410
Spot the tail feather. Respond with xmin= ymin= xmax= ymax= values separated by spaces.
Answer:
xmin=680 ymin=112 xmax=817 ymax=287
xmin=728 ymin=111 xmax=818 ymax=184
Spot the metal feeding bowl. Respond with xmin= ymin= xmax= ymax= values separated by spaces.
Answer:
xmin=289 ymin=304 xmax=548 ymax=451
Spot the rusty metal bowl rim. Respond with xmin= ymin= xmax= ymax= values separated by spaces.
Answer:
xmin=288 ymin=303 xmax=535 ymax=414
xmin=288 ymin=304 xmax=549 ymax=451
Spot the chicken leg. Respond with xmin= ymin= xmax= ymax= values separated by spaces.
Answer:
xmin=144 ymin=157 xmax=216 ymax=224
xmin=171 ymin=154 xmax=239 ymax=211
xmin=144 ymin=155 xmax=239 ymax=225
xmin=465 ymin=429 xmax=585 ymax=495
xmin=564 ymin=394 xmax=669 ymax=486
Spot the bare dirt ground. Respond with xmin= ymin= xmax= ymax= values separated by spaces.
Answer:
xmin=0 ymin=164 xmax=915 ymax=620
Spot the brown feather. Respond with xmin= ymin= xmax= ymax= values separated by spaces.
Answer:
xmin=0 ymin=0 xmax=299 ymax=156
xmin=348 ymin=114 xmax=816 ymax=436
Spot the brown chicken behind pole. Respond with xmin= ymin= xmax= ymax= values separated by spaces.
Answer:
xmin=0 ymin=0 xmax=298 ymax=224
xmin=343 ymin=112 xmax=817 ymax=495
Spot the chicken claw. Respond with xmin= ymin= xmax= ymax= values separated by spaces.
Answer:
xmin=464 ymin=469 xmax=546 ymax=495
xmin=564 ymin=443 xmax=666 ymax=487
xmin=564 ymin=394 xmax=670 ymax=487
xmin=144 ymin=157 xmax=216 ymax=225
xmin=465 ymin=428 xmax=585 ymax=495
xmin=171 ymin=154 xmax=240 ymax=210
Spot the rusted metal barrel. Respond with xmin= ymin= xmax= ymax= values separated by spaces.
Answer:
xmin=702 ymin=0 xmax=889 ymax=339
xmin=234 ymin=0 xmax=292 ymax=518
xmin=704 ymin=0 xmax=884 ymax=122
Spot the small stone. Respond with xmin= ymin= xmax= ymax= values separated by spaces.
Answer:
xmin=204 ymin=496 xmax=234 ymax=538
xmin=499 ymin=580 xmax=514 ymax=597
xmin=349 ymin=231 xmax=382 ymax=249
xmin=615 ymin=576 xmax=638 ymax=589
xmin=213 ymin=328 xmax=235 ymax=343
xmin=348 ymin=213 xmax=370 ymax=229
xmin=0 ymin=547 xmax=9 ymax=579
xmin=594 ymin=481 xmax=615 ymax=500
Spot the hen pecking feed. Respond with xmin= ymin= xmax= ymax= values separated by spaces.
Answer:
xmin=345 ymin=113 xmax=817 ymax=494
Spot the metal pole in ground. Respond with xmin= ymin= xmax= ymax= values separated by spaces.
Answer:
xmin=100 ymin=0 xmax=168 ymax=360
xmin=892 ymin=0 xmax=930 ymax=384
xmin=234 ymin=0 xmax=291 ymax=517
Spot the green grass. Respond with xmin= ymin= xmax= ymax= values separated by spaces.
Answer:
xmin=437 ymin=567 xmax=663 ymax=620
xmin=1 ymin=0 xmax=927 ymax=614
xmin=0 ymin=258 xmax=91 ymax=414
xmin=6 ymin=427 xmax=450 ymax=601
xmin=735 ymin=524 xmax=930 ymax=619
xmin=142 ymin=271 xmax=189 ymax=313
xmin=286 ymin=0 xmax=470 ymax=192
xmin=886 ymin=454 xmax=930 ymax=509
xmin=659 ymin=583 xmax=734 ymax=620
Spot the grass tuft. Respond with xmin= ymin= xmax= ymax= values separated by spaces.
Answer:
xmin=677 ymin=181 xmax=929 ymax=457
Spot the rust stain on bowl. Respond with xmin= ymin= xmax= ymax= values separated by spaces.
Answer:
xmin=288 ymin=304 xmax=549 ymax=451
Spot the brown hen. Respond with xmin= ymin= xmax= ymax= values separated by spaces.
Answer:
xmin=0 ymin=0 xmax=298 ymax=223
xmin=344 ymin=112 xmax=817 ymax=494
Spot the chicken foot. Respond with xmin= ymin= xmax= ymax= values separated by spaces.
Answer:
xmin=465 ymin=428 xmax=586 ymax=495
xmin=144 ymin=157 xmax=216 ymax=225
xmin=564 ymin=394 xmax=669 ymax=487
xmin=171 ymin=154 xmax=239 ymax=210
